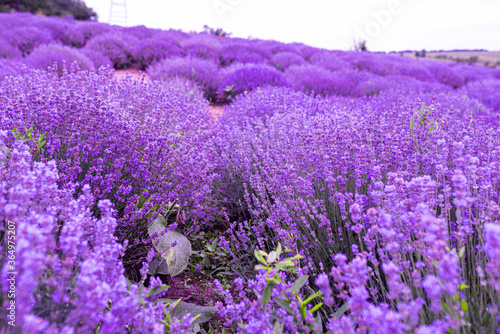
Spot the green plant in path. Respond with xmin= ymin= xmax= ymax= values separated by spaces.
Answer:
xmin=255 ymin=244 xmax=325 ymax=332
xmin=217 ymin=244 xmax=328 ymax=333
xmin=410 ymin=101 xmax=440 ymax=141
xmin=11 ymin=125 xmax=47 ymax=157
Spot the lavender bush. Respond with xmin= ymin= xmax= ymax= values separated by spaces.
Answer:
xmin=424 ymin=61 xmax=465 ymax=88
xmin=211 ymin=90 xmax=500 ymax=332
xmin=285 ymin=65 xmax=370 ymax=97
xmin=463 ymin=79 xmax=500 ymax=111
xmin=308 ymin=51 xmax=351 ymax=72
xmin=75 ymin=21 xmax=112 ymax=43
xmin=79 ymin=48 xmax=113 ymax=70
xmin=270 ymin=52 xmax=307 ymax=71
xmin=218 ymin=63 xmax=290 ymax=102
xmin=181 ymin=34 xmax=222 ymax=61
xmin=0 ymin=67 xmax=218 ymax=244
xmin=0 ymin=59 xmax=27 ymax=81
xmin=134 ymin=37 xmax=184 ymax=70
xmin=35 ymin=17 xmax=86 ymax=47
xmin=25 ymin=44 xmax=93 ymax=73
xmin=148 ymin=56 xmax=220 ymax=102
xmin=220 ymin=42 xmax=271 ymax=66
xmin=0 ymin=26 xmax=53 ymax=56
xmin=0 ymin=38 xmax=21 ymax=59
xmin=85 ymin=32 xmax=138 ymax=69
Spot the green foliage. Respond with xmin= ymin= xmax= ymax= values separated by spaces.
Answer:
xmin=409 ymin=101 xmax=443 ymax=152
xmin=202 ymin=25 xmax=232 ymax=38
xmin=191 ymin=232 xmax=254 ymax=280
xmin=354 ymin=39 xmax=368 ymax=52
xmin=11 ymin=126 xmax=47 ymax=159
xmin=254 ymin=244 xmax=325 ymax=332
xmin=0 ymin=0 xmax=97 ymax=20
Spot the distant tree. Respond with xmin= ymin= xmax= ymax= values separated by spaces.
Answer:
xmin=202 ymin=25 xmax=232 ymax=38
xmin=0 ymin=0 xmax=53 ymax=13
xmin=0 ymin=0 xmax=97 ymax=20
xmin=353 ymin=39 xmax=368 ymax=52
xmin=415 ymin=49 xmax=427 ymax=58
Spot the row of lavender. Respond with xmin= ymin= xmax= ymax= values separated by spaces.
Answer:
xmin=1 ymin=12 xmax=500 ymax=109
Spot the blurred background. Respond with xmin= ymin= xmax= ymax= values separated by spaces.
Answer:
xmin=1 ymin=0 xmax=499 ymax=52
xmin=83 ymin=0 xmax=500 ymax=52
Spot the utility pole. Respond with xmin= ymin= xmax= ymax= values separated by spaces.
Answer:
xmin=109 ymin=0 xmax=128 ymax=26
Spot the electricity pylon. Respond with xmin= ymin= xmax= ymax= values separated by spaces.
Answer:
xmin=109 ymin=0 xmax=128 ymax=26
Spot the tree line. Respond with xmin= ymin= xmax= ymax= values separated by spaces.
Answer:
xmin=0 ymin=0 xmax=97 ymax=21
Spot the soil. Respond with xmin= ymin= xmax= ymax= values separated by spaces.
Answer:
xmin=208 ymin=105 xmax=224 ymax=122
xmin=146 ymin=271 xmax=222 ymax=307
xmin=114 ymin=64 xmax=149 ymax=82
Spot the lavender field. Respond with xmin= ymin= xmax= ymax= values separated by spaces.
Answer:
xmin=1 ymin=11 xmax=500 ymax=334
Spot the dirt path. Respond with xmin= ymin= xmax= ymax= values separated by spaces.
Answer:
xmin=114 ymin=68 xmax=149 ymax=82
xmin=208 ymin=105 xmax=224 ymax=122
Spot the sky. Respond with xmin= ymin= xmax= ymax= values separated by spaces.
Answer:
xmin=84 ymin=0 xmax=500 ymax=52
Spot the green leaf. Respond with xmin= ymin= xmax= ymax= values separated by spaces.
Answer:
xmin=274 ymin=298 xmax=293 ymax=313
xmin=310 ymin=302 xmax=323 ymax=313
xmin=37 ymin=140 xmax=46 ymax=151
xmin=254 ymin=265 xmax=268 ymax=270
xmin=453 ymin=294 xmax=460 ymax=303
xmin=254 ymin=250 xmax=268 ymax=265
xmin=146 ymin=285 xmax=170 ymax=297
xmin=313 ymin=314 xmax=323 ymax=334
xmin=267 ymin=251 xmax=277 ymax=263
xmin=459 ymin=283 xmax=468 ymax=290
xmin=461 ymin=300 xmax=469 ymax=312
xmin=37 ymin=133 xmax=46 ymax=142
xmin=288 ymin=254 xmax=303 ymax=261
xmin=262 ymin=283 xmax=274 ymax=305
xmin=274 ymin=321 xmax=284 ymax=334
xmin=274 ymin=261 xmax=294 ymax=272
xmin=276 ymin=243 xmax=282 ymax=259
xmin=481 ymin=312 xmax=491 ymax=326
xmin=459 ymin=247 xmax=465 ymax=258
xmin=441 ymin=301 xmax=452 ymax=314
xmin=332 ymin=303 xmax=348 ymax=318
xmin=257 ymin=249 xmax=269 ymax=257
xmin=287 ymin=275 xmax=309 ymax=293
xmin=303 ymin=292 xmax=321 ymax=306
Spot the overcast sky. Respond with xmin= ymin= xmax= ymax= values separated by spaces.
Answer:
xmin=84 ymin=0 xmax=500 ymax=52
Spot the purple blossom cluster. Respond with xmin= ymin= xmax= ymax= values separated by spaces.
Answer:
xmin=218 ymin=63 xmax=291 ymax=102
